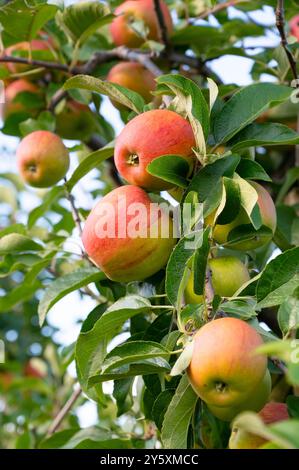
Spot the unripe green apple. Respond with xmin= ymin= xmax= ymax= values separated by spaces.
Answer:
xmin=229 ymin=401 xmax=289 ymax=448
xmin=82 ymin=185 xmax=177 ymax=282
xmin=17 ymin=130 xmax=70 ymax=188
xmin=188 ymin=318 xmax=267 ymax=408
xmin=208 ymin=369 xmax=271 ymax=422
xmin=207 ymin=182 xmax=277 ymax=251
xmin=55 ymin=101 xmax=96 ymax=141
xmin=110 ymin=0 xmax=173 ymax=48
xmin=107 ymin=61 xmax=156 ymax=109
xmin=114 ymin=109 xmax=196 ymax=191
xmin=185 ymin=256 xmax=250 ymax=303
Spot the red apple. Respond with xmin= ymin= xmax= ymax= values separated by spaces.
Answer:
xmin=17 ymin=130 xmax=70 ymax=188
xmin=114 ymin=109 xmax=196 ymax=190
xmin=188 ymin=318 xmax=268 ymax=408
xmin=107 ymin=61 xmax=156 ymax=108
xmin=82 ymin=185 xmax=176 ymax=282
xmin=110 ymin=0 xmax=173 ymax=48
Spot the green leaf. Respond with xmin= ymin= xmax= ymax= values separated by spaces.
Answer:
xmin=101 ymin=341 xmax=170 ymax=374
xmin=213 ymin=83 xmax=293 ymax=143
xmin=56 ymin=2 xmax=113 ymax=45
xmin=40 ymin=427 xmax=131 ymax=449
xmin=64 ymin=75 xmax=145 ymax=114
xmin=186 ymin=155 xmax=240 ymax=212
xmin=193 ymin=226 xmax=210 ymax=295
xmin=234 ymin=174 xmax=260 ymax=228
xmin=20 ymin=111 xmax=56 ymax=136
xmin=38 ymin=267 xmax=105 ymax=326
xmin=0 ymin=0 xmax=57 ymax=43
xmin=75 ymin=295 xmax=151 ymax=393
xmin=170 ymin=340 xmax=194 ymax=377
xmin=220 ymin=300 xmax=257 ymax=319
xmin=161 ymin=374 xmax=198 ymax=449
xmin=157 ymin=73 xmax=209 ymax=140
xmin=147 ymin=155 xmax=190 ymax=188
xmin=28 ymin=186 xmax=64 ymax=229
xmin=278 ymin=288 xmax=299 ymax=335
xmin=230 ymin=123 xmax=299 ymax=151
xmin=113 ymin=379 xmax=133 ymax=417
xmin=276 ymin=168 xmax=299 ymax=205
xmin=67 ymin=144 xmax=114 ymax=190
xmin=152 ymin=390 xmax=175 ymax=430
xmin=88 ymin=341 xmax=171 ymax=383
xmin=166 ymin=231 xmax=202 ymax=307
xmin=0 ymin=233 xmax=43 ymax=255
xmin=257 ymin=247 xmax=299 ymax=308
xmin=236 ymin=159 xmax=271 ymax=182
xmin=217 ymin=177 xmax=241 ymax=225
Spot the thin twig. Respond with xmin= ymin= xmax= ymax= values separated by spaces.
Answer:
xmin=64 ymin=178 xmax=83 ymax=236
xmin=198 ymin=0 xmax=249 ymax=20
xmin=0 ymin=55 xmax=71 ymax=72
xmin=47 ymin=89 xmax=68 ymax=112
xmin=275 ymin=0 xmax=299 ymax=86
xmin=153 ymin=0 xmax=171 ymax=50
xmin=47 ymin=386 xmax=82 ymax=436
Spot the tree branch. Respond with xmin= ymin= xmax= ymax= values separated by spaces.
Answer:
xmin=276 ymin=0 xmax=299 ymax=86
xmin=47 ymin=386 xmax=82 ymax=436
xmin=198 ymin=0 xmax=249 ymax=20
xmin=153 ymin=0 xmax=171 ymax=50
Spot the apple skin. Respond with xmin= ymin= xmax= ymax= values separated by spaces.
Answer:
xmin=17 ymin=130 xmax=70 ymax=188
xmin=188 ymin=318 xmax=267 ymax=408
xmin=208 ymin=369 xmax=271 ymax=422
xmin=5 ymin=39 xmax=55 ymax=75
xmin=107 ymin=61 xmax=156 ymax=108
xmin=110 ymin=0 xmax=173 ymax=48
xmin=114 ymin=109 xmax=196 ymax=191
xmin=207 ymin=181 xmax=277 ymax=251
xmin=229 ymin=401 xmax=289 ymax=448
xmin=185 ymin=256 xmax=250 ymax=303
xmin=1 ymin=79 xmax=39 ymax=120
xmin=56 ymin=101 xmax=96 ymax=141
xmin=290 ymin=15 xmax=299 ymax=40
xmin=82 ymin=185 xmax=176 ymax=282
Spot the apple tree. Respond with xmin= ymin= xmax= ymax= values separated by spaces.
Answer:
xmin=0 ymin=0 xmax=299 ymax=450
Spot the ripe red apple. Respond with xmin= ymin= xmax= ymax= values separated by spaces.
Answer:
xmin=55 ymin=100 xmax=96 ymax=141
xmin=110 ymin=0 xmax=173 ymax=48
xmin=17 ymin=130 xmax=70 ymax=188
xmin=1 ymin=79 xmax=39 ymax=120
xmin=207 ymin=181 xmax=277 ymax=251
xmin=290 ymin=15 xmax=299 ymax=40
xmin=107 ymin=61 xmax=156 ymax=108
xmin=114 ymin=109 xmax=196 ymax=190
xmin=229 ymin=402 xmax=289 ymax=448
xmin=188 ymin=318 xmax=267 ymax=409
xmin=82 ymin=185 xmax=176 ymax=282
xmin=185 ymin=256 xmax=250 ymax=304
xmin=5 ymin=38 xmax=56 ymax=75
xmin=208 ymin=369 xmax=271 ymax=422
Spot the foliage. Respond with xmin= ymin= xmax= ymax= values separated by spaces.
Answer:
xmin=0 ymin=0 xmax=299 ymax=450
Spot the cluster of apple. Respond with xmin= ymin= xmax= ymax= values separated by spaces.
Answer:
xmin=5 ymin=1 xmax=294 ymax=448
